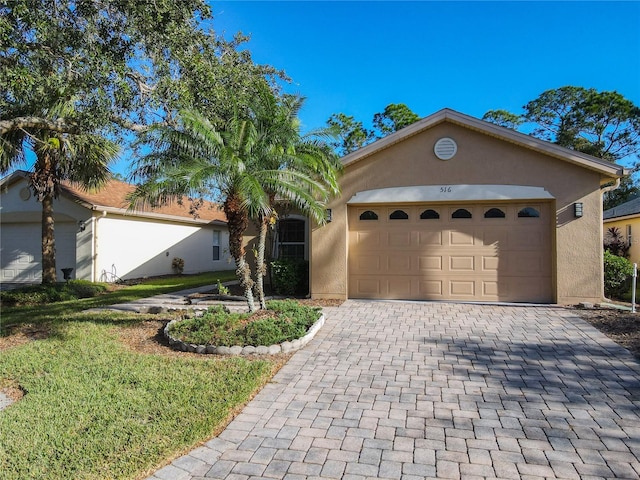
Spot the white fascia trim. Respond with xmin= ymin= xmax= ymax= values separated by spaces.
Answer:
xmin=604 ymin=214 xmax=640 ymax=223
xmin=347 ymin=185 xmax=554 ymax=204
xmin=93 ymin=205 xmax=227 ymax=226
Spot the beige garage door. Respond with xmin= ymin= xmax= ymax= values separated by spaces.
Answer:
xmin=348 ymin=203 xmax=553 ymax=303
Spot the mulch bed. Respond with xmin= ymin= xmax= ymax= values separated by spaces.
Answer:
xmin=189 ymin=282 xmax=344 ymax=308
xmin=572 ymin=307 xmax=640 ymax=360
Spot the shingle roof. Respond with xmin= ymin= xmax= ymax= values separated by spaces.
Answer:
xmin=62 ymin=177 xmax=226 ymax=223
xmin=603 ymin=197 xmax=640 ymax=220
xmin=2 ymin=170 xmax=226 ymax=223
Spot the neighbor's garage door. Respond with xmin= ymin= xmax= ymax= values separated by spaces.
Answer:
xmin=348 ymin=203 xmax=553 ymax=303
xmin=1 ymin=223 xmax=77 ymax=284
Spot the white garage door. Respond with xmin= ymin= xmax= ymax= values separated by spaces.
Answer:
xmin=348 ymin=203 xmax=553 ymax=303
xmin=1 ymin=223 xmax=77 ymax=284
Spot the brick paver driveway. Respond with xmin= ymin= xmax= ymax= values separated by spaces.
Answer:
xmin=148 ymin=301 xmax=640 ymax=479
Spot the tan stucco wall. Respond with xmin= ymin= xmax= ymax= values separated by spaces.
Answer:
xmin=311 ymin=122 xmax=607 ymax=304
xmin=604 ymin=217 xmax=640 ymax=265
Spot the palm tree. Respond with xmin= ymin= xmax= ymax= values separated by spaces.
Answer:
xmin=130 ymin=108 xmax=268 ymax=312
xmin=248 ymin=90 xmax=341 ymax=308
xmin=0 ymin=103 xmax=119 ymax=283
xmin=129 ymin=89 xmax=341 ymax=311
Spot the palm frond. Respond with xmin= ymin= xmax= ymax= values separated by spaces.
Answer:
xmin=63 ymin=134 xmax=120 ymax=190
xmin=0 ymin=129 xmax=27 ymax=173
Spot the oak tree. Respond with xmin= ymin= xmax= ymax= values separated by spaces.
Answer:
xmin=1 ymin=0 xmax=281 ymax=282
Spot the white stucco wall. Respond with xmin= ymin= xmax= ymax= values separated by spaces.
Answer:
xmin=2 ymin=175 xmax=232 ymax=284
xmin=93 ymin=214 xmax=232 ymax=281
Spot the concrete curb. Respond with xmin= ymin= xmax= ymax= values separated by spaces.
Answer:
xmin=163 ymin=313 xmax=325 ymax=355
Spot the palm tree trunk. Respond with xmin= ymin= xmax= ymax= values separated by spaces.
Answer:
xmin=223 ymin=192 xmax=256 ymax=312
xmin=34 ymin=150 xmax=58 ymax=284
xmin=255 ymin=215 xmax=269 ymax=310
xmin=41 ymin=191 xmax=57 ymax=283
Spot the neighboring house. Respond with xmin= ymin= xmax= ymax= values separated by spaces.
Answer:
xmin=1 ymin=171 xmax=231 ymax=285
xmin=300 ymin=108 xmax=623 ymax=305
xmin=604 ymin=197 xmax=640 ymax=263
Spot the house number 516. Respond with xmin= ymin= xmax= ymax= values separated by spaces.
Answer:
xmin=440 ymin=186 xmax=452 ymax=193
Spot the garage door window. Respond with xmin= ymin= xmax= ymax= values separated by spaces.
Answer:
xmin=389 ymin=210 xmax=409 ymax=220
xmin=359 ymin=210 xmax=378 ymax=220
xmin=484 ymin=208 xmax=506 ymax=218
xmin=420 ymin=209 xmax=440 ymax=220
xmin=518 ymin=207 xmax=540 ymax=218
xmin=452 ymin=208 xmax=472 ymax=219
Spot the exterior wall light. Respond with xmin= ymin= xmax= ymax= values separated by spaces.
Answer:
xmin=326 ymin=209 xmax=332 ymax=223
xmin=574 ymin=202 xmax=583 ymax=218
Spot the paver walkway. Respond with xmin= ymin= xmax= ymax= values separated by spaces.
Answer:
xmin=146 ymin=300 xmax=640 ymax=480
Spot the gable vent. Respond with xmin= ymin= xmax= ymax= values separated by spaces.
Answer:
xmin=434 ymin=137 xmax=457 ymax=160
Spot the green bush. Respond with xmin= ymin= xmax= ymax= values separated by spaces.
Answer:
xmin=270 ymin=259 xmax=309 ymax=296
xmin=168 ymin=299 xmax=321 ymax=346
xmin=0 ymin=280 xmax=108 ymax=307
xmin=604 ymin=250 xmax=634 ymax=299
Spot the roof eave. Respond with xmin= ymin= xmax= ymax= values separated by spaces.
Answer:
xmin=0 ymin=170 xmax=29 ymax=190
xmin=604 ymin=213 xmax=640 ymax=223
xmin=341 ymin=108 xmax=625 ymax=180
xmin=91 ymin=205 xmax=227 ymax=226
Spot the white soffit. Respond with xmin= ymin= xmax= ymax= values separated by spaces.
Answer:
xmin=347 ymin=185 xmax=554 ymax=204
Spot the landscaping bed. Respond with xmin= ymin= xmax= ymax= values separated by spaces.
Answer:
xmin=165 ymin=300 xmax=324 ymax=354
xmin=574 ymin=307 xmax=640 ymax=360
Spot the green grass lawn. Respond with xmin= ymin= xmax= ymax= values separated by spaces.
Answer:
xmin=0 ymin=271 xmax=282 ymax=480
xmin=1 ymin=270 xmax=238 ymax=330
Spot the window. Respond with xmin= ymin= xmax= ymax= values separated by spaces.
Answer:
xmin=389 ymin=209 xmax=409 ymax=220
xmin=420 ymin=209 xmax=439 ymax=219
xmin=452 ymin=208 xmax=472 ymax=219
xmin=212 ymin=230 xmax=221 ymax=261
xmin=484 ymin=208 xmax=506 ymax=218
xmin=359 ymin=210 xmax=378 ymax=220
xmin=277 ymin=218 xmax=305 ymax=260
xmin=627 ymin=224 xmax=633 ymax=248
xmin=517 ymin=207 xmax=540 ymax=218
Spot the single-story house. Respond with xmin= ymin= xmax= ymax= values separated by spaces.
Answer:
xmin=603 ymin=197 xmax=640 ymax=263
xmin=1 ymin=171 xmax=231 ymax=285
xmin=306 ymin=108 xmax=624 ymax=305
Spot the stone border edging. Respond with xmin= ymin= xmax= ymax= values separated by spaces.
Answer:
xmin=163 ymin=313 xmax=325 ymax=355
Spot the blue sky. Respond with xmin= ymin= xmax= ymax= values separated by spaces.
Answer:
xmin=131 ymin=1 xmax=640 ymax=174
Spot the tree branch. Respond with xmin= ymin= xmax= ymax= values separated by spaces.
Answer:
xmin=0 ymin=117 xmax=80 ymax=135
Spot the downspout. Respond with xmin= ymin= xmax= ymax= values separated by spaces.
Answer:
xmin=92 ymin=210 xmax=107 ymax=282
xmin=601 ymin=177 xmax=621 ymax=195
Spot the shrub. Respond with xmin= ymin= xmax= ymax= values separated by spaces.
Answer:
xmin=270 ymin=259 xmax=309 ymax=296
xmin=0 ymin=280 xmax=108 ymax=307
xmin=604 ymin=227 xmax=630 ymax=258
xmin=216 ymin=279 xmax=230 ymax=296
xmin=66 ymin=280 xmax=109 ymax=299
xmin=604 ymin=250 xmax=634 ymax=299
xmin=167 ymin=300 xmax=321 ymax=346
xmin=172 ymin=257 xmax=185 ymax=274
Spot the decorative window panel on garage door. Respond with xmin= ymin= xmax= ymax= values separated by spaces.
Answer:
xmin=348 ymin=203 xmax=553 ymax=303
